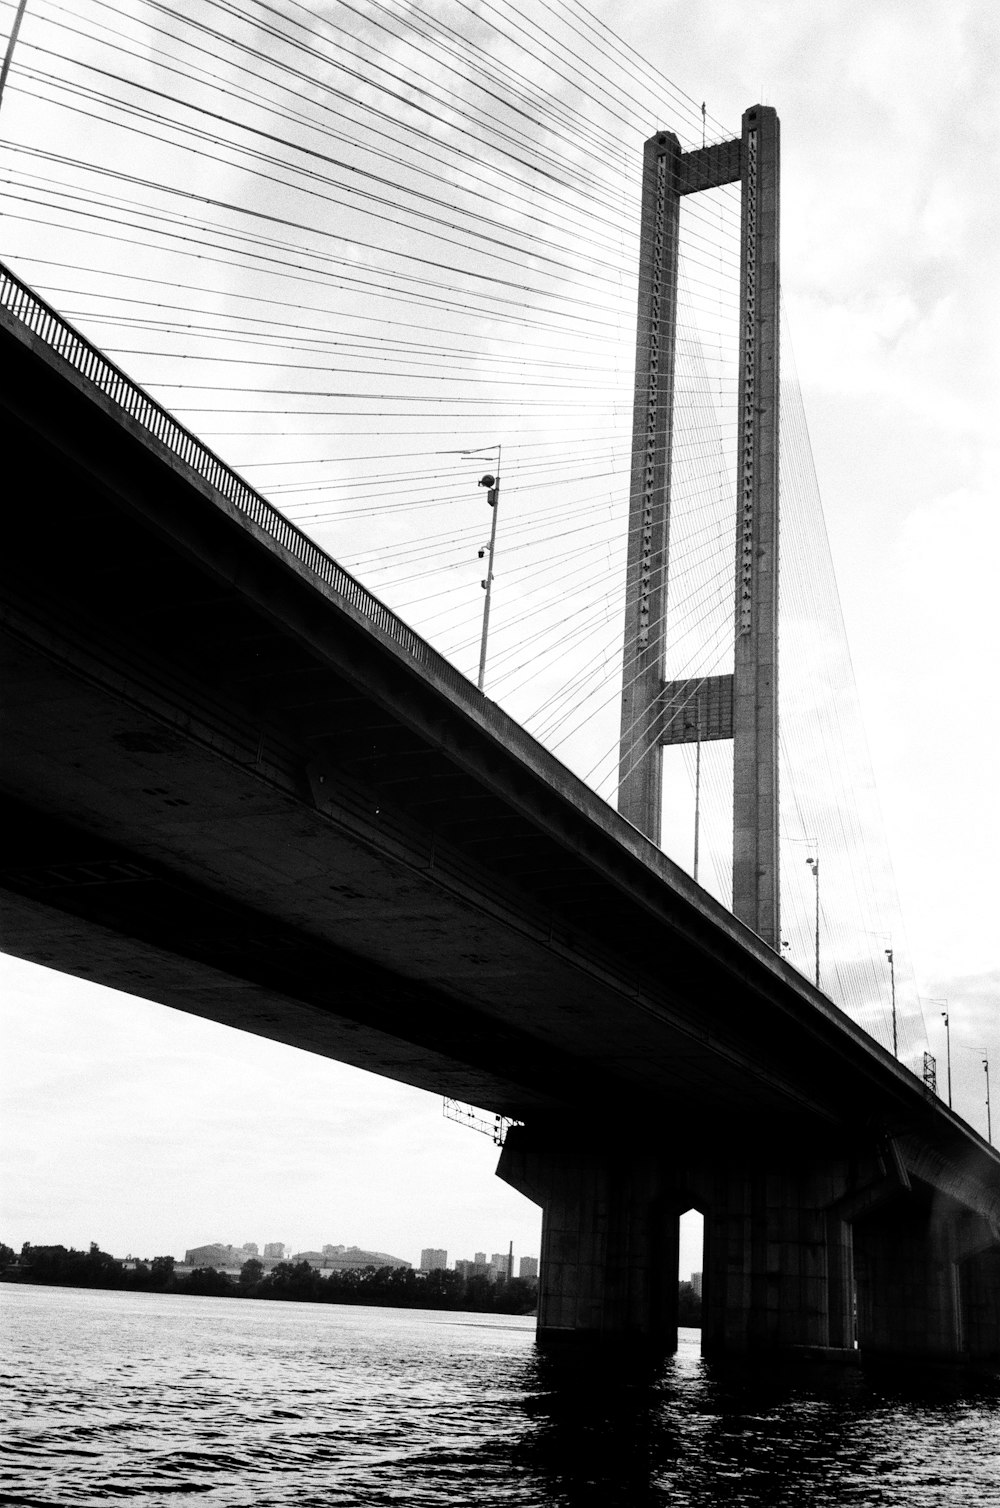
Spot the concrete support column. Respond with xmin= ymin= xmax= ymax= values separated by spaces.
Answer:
xmin=854 ymin=1204 xmax=964 ymax=1360
xmin=825 ymin=1214 xmax=857 ymax=1351
xmin=960 ymin=1246 xmax=1000 ymax=1360
xmin=497 ymin=1127 xmax=679 ymax=1348
xmin=701 ymin=1162 xmax=851 ymax=1356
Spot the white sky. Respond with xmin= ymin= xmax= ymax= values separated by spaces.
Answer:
xmin=1 ymin=0 xmax=997 ymax=1281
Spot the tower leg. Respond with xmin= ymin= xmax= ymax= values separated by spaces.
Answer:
xmin=731 ymin=104 xmax=781 ymax=948
xmin=617 ymin=131 xmax=681 ymax=841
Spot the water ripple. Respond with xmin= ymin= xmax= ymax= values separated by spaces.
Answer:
xmin=2 ymin=1286 xmax=998 ymax=1506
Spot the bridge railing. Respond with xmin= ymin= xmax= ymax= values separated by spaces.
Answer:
xmin=0 ymin=258 xmax=490 ymax=702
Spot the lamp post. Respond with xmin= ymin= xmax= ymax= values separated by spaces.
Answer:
xmin=940 ymin=1007 xmax=952 ymax=1109
xmin=693 ymin=692 xmax=702 ymax=884
xmin=984 ymin=1057 xmax=992 ymax=1144
xmin=805 ymin=850 xmax=819 ymax=988
xmin=885 ymin=948 xmax=897 ymax=1059
xmin=465 ymin=445 xmax=501 ymax=693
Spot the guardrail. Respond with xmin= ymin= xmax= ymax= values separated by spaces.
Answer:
xmin=0 ymin=258 xmax=482 ymax=695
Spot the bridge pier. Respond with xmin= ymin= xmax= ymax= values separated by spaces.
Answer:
xmin=853 ymin=1200 xmax=965 ymax=1360
xmin=499 ymin=1129 xmax=858 ymax=1358
xmin=961 ymin=1244 xmax=1000 ymax=1361
xmin=700 ymin=1161 xmax=855 ymax=1357
xmin=497 ymin=1127 xmax=679 ymax=1349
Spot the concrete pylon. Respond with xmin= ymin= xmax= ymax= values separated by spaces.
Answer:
xmin=961 ymin=1245 xmax=1000 ymax=1360
xmin=700 ymin=1161 xmax=854 ymax=1356
xmin=853 ymin=1200 xmax=966 ymax=1359
xmin=617 ymin=129 xmax=682 ymax=842
xmin=497 ymin=1126 xmax=680 ymax=1349
xmin=617 ymin=105 xmax=780 ymax=950
xmin=732 ymin=105 xmax=780 ymax=950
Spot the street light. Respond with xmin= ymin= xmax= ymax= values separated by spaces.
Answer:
xmin=984 ymin=1057 xmax=992 ymax=1144
xmin=938 ymin=1005 xmax=952 ymax=1109
xmin=805 ymin=851 xmax=819 ymax=988
xmin=885 ymin=948 xmax=897 ymax=1059
xmin=463 ymin=445 xmax=501 ymax=693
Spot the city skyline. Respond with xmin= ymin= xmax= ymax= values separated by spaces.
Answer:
xmin=12 ymin=1229 xmax=544 ymax=1276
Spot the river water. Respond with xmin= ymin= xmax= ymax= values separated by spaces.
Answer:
xmin=2 ymin=1284 xmax=999 ymax=1506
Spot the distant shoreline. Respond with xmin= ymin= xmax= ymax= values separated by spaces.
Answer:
xmin=1 ymin=1241 xmax=540 ymax=1316
xmin=2 ymin=1240 xmax=703 ymax=1325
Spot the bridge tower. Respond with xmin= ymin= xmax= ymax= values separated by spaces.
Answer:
xmin=618 ymin=105 xmax=780 ymax=949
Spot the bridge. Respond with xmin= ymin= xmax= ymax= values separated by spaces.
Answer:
xmin=2 ymin=251 xmax=998 ymax=1363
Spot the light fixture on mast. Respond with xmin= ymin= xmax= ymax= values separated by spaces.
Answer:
xmin=805 ymin=851 xmax=820 ymax=989
xmin=984 ymin=1057 xmax=992 ymax=1145
xmin=463 ymin=446 xmax=501 ymax=693
xmin=885 ymin=948 xmax=897 ymax=1059
xmin=937 ymin=1004 xmax=952 ymax=1109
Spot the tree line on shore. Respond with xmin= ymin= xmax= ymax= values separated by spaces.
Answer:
xmin=0 ymin=1241 xmax=538 ymax=1314
xmin=1 ymin=1241 xmax=703 ymax=1324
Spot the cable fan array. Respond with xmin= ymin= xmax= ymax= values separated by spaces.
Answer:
xmin=0 ymin=0 xmax=927 ymax=1067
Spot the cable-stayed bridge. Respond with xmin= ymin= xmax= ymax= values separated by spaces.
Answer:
xmin=1 ymin=3 xmax=996 ymax=1358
